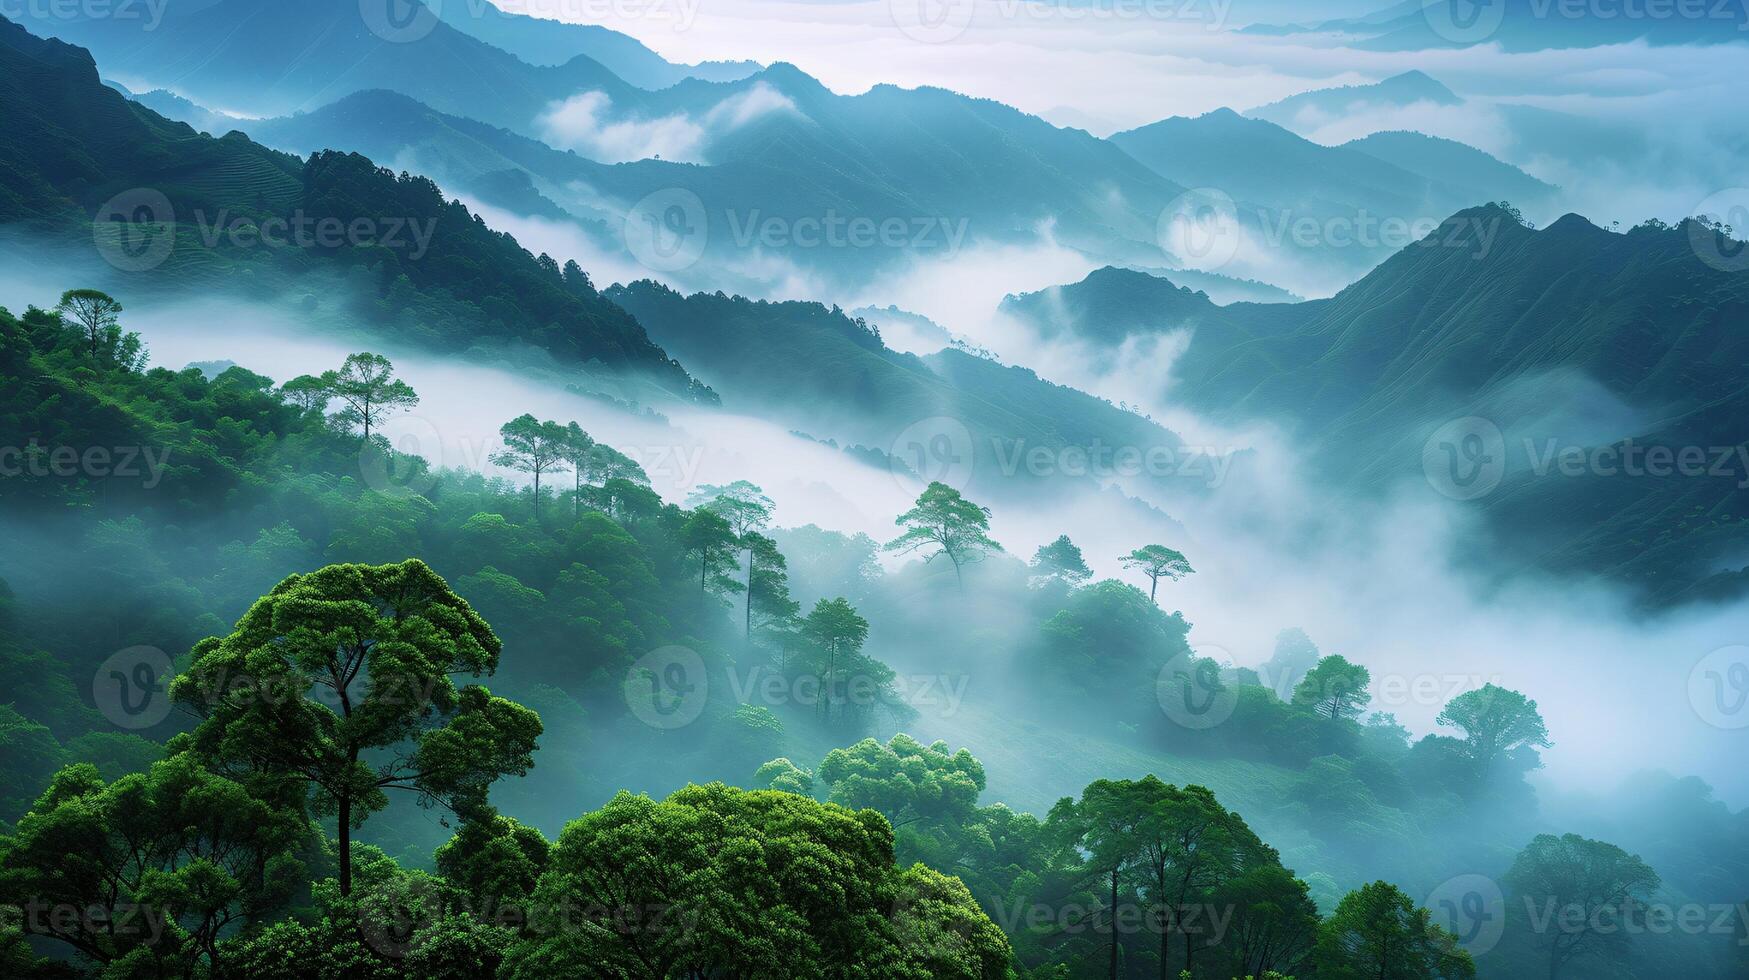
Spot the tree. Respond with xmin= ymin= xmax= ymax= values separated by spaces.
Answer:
xmin=1436 ymin=683 xmax=1552 ymax=777
xmin=1292 ymin=654 xmax=1372 ymax=721
xmin=1119 ymin=544 xmax=1193 ymax=602
xmin=0 ymin=754 xmax=309 ymax=976
xmin=816 ymin=735 xmax=985 ymax=831
xmin=884 ymin=482 xmax=1003 ymax=590
xmin=1048 ymin=778 xmax=1149 ymax=980
xmin=1032 ymin=534 xmax=1093 ymax=585
xmin=1131 ymin=780 xmax=1270 ymax=977
xmin=319 ymin=352 xmax=419 ymax=443
xmin=690 ymin=481 xmax=776 ymax=635
xmin=801 ymin=597 xmax=869 ymax=722
xmin=55 ymin=288 xmax=122 ymax=358
xmin=746 ymin=532 xmax=800 ymax=645
xmin=501 ymin=783 xmax=1010 ymax=978
xmin=278 ymin=374 xmax=330 ymax=413
xmin=1217 ymin=865 xmax=1320 ymax=979
xmin=170 ymin=559 xmax=542 ymax=897
xmin=682 ymin=507 xmax=742 ymax=602
xmin=556 ymin=422 xmax=595 ymax=521
xmin=1312 ymin=881 xmax=1475 ymax=980
xmin=490 ymin=415 xmax=572 ymax=523
xmin=1504 ymin=833 xmax=1660 ymax=979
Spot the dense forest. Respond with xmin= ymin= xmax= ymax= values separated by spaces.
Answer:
xmin=2 ymin=294 xmax=1744 ymax=979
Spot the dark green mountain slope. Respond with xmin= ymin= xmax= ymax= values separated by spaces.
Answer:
xmin=606 ymin=281 xmax=1187 ymax=501
xmin=0 ymin=15 xmax=706 ymax=398
xmin=1003 ymin=208 xmax=1749 ymax=603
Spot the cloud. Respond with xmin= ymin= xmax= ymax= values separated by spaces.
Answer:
xmin=537 ymin=82 xmax=799 ymax=164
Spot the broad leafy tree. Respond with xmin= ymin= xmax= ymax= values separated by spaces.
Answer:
xmin=170 ymin=559 xmax=542 ymax=897
xmin=1436 ymin=683 xmax=1552 ymax=776
xmin=1312 ymin=880 xmax=1475 ymax=980
xmin=55 ymin=288 xmax=122 ymax=358
xmin=1504 ymin=833 xmax=1660 ymax=979
xmin=1292 ymin=654 xmax=1373 ymax=721
xmin=885 ymin=482 xmax=1003 ymax=590
xmin=682 ymin=507 xmax=743 ymax=601
xmin=801 ymin=597 xmax=871 ymax=722
xmin=1032 ymin=534 xmax=1093 ymax=585
xmin=557 ymin=422 xmax=595 ymax=520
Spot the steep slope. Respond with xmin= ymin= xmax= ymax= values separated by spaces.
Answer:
xmin=606 ymin=282 xmax=1188 ymax=502
xmin=0 ymin=15 xmax=705 ymax=398
xmin=1003 ymin=208 xmax=1749 ymax=603
xmin=1341 ymin=131 xmax=1556 ymax=206
xmin=1245 ymin=71 xmax=1460 ymax=130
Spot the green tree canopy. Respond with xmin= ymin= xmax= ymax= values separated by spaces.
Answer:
xmin=1504 ymin=833 xmax=1660 ymax=978
xmin=1118 ymin=544 xmax=1193 ymax=602
xmin=1031 ymin=534 xmax=1093 ymax=585
xmin=1312 ymin=880 xmax=1475 ymax=980
xmin=490 ymin=415 xmax=572 ymax=523
xmin=1436 ymin=683 xmax=1552 ymax=776
xmin=320 ymin=352 xmax=419 ymax=443
xmin=1292 ymin=654 xmax=1373 ymax=721
xmin=884 ymin=482 xmax=1003 ymax=590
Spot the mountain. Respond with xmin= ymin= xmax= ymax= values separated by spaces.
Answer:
xmin=245 ymin=75 xmax=1199 ymax=289
xmin=432 ymin=0 xmax=759 ymax=86
xmin=1004 ymin=207 xmax=1749 ymax=604
xmin=1340 ymin=131 xmax=1556 ymax=206
xmin=14 ymin=0 xmax=634 ymax=133
xmin=0 ymin=14 xmax=705 ymax=399
xmin=606 ymin=281 xmax=1188 ymax=502
xmin=1247 ymin=0 xmax=1749 ymax=50
xmin=1246 ymin=71 xmax=1460 ymax=130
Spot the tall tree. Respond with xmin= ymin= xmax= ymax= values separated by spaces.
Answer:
xmin=1292 ymin=655 xmax=1373 ymax=721
xmin=1119 ymin=544 xmax=1193 ymax=602
xmin=690 ymin=481 xmax=776 ymax=635
xmin=319 ymin=352 xmax=419 ymax=444
xmin=1436 ymin=683 xmax=1552 ymax=777
xmin=1032 ymin=534 xmax=1093 ymax=585
xmin=1132 ymin=780 xmax=1267 ymax=977
xmin=490 ymin=415 xmax=571 ymax=524
xmin=557 ymin=422 xmax=595 ymax=521
xmin=1218 ymin=865 xmax=1320 ymax=979
xmin=884 ymin=482 xmax=1003 ymax=590
xmin=1048 ymin=778 xmax=1148 ymax=980
xmin=746 ymin=532 xmax=799 ymax=644
xmin=682 ymin=508 xmax=742 ymax=602
xmin=55 ymin=288 xmax=122 ymax=358
xmin=1504 ymin=833 xmax=1660 ymax=979
xmin=801 ymin=597 xmax=870 ymax=722
xmin=279 ymin=374 xmax=331 ymax=413
xmin=170 ymin=560 xmax=542 ymax=897
xmin=1312 ymin=881 xmax=1475 ymax=980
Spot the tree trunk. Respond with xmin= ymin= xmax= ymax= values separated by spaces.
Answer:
xmin=745 ymin=550 xmax=754 ymax=639
xmin=1109 ymin=865 xmax=1120 ymax=980
xmin=533 ymin=470 xmax=542 ymax=523
xmin=338 ymin=791 xmax=352 ymax=897
xmin=1150 ymin=573 xmax=1159 ymax=602
xmin=1159 ymin=904 xmax=1170 ymax=980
